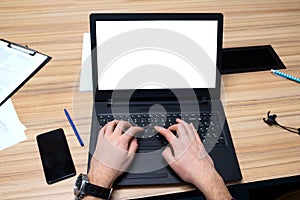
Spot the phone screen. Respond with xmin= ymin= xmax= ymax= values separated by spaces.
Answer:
xmin=37 ymin=128 xmax=76 ymax=184
xmin=222 ymin=45 xmax=285 ymax=74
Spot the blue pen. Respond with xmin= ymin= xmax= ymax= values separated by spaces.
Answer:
xmin=271 ymin=69 xmax=300 ymax=84
xmin=64 ymin=108 xmax=84 ymax=146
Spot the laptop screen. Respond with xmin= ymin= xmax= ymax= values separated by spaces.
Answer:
xmin=95 ymin=20 xmax=218 ymax=90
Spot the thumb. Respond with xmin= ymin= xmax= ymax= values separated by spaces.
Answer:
xmin=162 ymin=147 xmax=176 ymax=165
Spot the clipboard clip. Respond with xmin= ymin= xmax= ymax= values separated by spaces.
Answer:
xmin=7 ymin=41 xmax=37 ymax=56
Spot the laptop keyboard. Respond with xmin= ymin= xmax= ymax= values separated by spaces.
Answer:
xmin=97 ymin=112 xmax=226 ymax=148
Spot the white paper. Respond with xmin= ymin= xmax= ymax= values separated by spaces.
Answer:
xmin=0 ymin=99 xmax=27 ymax=151
xmin=0 ymin=40 xmax=48 ymax=105
xmin=79 ymin=33 xmax=93 ymax=92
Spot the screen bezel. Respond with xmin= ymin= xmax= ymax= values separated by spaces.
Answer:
xmin=90 ymin=13 xmax=223 ymax=102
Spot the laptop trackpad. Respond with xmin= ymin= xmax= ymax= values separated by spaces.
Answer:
xmin=125 ymin=169 xmax=167 ymax=179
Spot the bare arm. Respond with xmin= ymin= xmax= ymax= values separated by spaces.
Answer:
xmin=84 ymin=120 xmax=143 ymax=200
xmin=155 ymin=119 xmax=233 ymax=200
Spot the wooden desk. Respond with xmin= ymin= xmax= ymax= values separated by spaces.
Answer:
xmin=0 ymin=0 xmax=299 ymax=199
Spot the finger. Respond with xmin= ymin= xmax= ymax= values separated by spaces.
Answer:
xmin=154 ymin=126 xmax=177 ymax=143
xmin=176 ymin=119 xmax=196 ymax=141
xmin=189 ymin=123 xmax=202 ymax=144
xmin=94 ymin=129 xmax=104 ymax=152
xmin=98 ymin=125 xmax=106 ymax=137
xmin=162 ymin=147 xmax=176 ymax=164
xmin=94 ymin=126 xmax=107 ymax=152
xmin=105 ymin=120 xmax=118 ymax=134
xmin=113 ymin=120 xmax=131 ymax=136
xmin=167 ymin=124 xmax=179 ymax=130
xmin=168 ymin=123 xmax=185 ymax=138
xmin=176 ymin=118 xmax=190 ymax=128
xmin=122 ymin=126 xmax=144 ymax=143
xmin=128 ymin=138 xmax=138 ymax=154
xmin=99 ymin=120 xmax=108 ymax=133
xmin=167 ymin=124 xmax=180 ymax=132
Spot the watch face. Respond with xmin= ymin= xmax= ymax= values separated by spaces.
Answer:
xmin=74 ymin=174 xmax=112 ymax=199
xmin=74 ymin=174 xmax=84 ymax=197
xmin=76 ymin=175 xmax=83 ymax=188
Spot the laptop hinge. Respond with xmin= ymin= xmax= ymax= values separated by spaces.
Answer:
xmin=107 ymin=99 xmax=181 ymax=106
xmin=107 ymin=98 xmax=210 ymax=106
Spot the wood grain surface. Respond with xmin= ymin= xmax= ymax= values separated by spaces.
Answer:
xmin=0 ymin=0 xmax=299 ymax=199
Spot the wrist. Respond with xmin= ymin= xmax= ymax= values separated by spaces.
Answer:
xmin=193 ymin=169 xmax=232 ymax=200
xmin=88 ymin=158 xmax=117 ymax=189
xmin=88 ymin=169 xmax=115 ymax=189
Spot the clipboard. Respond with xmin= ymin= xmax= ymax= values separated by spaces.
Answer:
xmin=0 ymin=39 xmax=51 ymax=106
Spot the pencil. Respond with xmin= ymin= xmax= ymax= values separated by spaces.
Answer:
xmin=271 ymin=69 xmax=300 ymax=84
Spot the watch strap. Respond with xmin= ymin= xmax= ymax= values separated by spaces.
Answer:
xmin=85 ymin=183 xmax=112 ymax=199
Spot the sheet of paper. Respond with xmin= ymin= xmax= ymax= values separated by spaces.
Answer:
xmin=79 ymin=33 xmax=93 ymax=92
xmin=0 ymin=40 xmax=48 ymax=105
xmin=0 ymin=99 xmax=27 ymax=151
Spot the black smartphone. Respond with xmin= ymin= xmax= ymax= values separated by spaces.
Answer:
xmin=36 ymin=128 xmax=76 ymax=184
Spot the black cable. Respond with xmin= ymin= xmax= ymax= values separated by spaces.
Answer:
xmin=263 ymin=111 xmax=300 ymax=135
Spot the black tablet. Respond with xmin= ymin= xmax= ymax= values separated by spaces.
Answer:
xmin=221 ymin=45 xmax=286 ymax=74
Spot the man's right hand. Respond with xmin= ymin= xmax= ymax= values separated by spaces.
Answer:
xmin=155 ymin=118 xmax=233 ymax=200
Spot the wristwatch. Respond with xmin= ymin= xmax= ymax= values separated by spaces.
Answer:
xmin=74 ymin=173 xmax=113 ymax=200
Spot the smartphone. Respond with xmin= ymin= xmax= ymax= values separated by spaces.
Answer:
xmin=37 ymin=128 xmax=76 ymax=184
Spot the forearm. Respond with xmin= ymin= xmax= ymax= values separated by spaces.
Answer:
xmin=193 ymin=169 xmax=232 ymax=200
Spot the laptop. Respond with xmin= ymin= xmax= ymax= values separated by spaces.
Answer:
xmin=88 ymin=13 xmax=242 ymax=186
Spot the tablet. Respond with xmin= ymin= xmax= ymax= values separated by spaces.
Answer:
xmin=221 ymin=45 xmax=285 ymax=74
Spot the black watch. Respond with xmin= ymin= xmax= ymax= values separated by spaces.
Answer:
xmin=74 ymin=173 xmax=113 ymax=200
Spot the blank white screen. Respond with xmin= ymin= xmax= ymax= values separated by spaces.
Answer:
xmin=96 ymin=20 xmax=218 ymax=90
